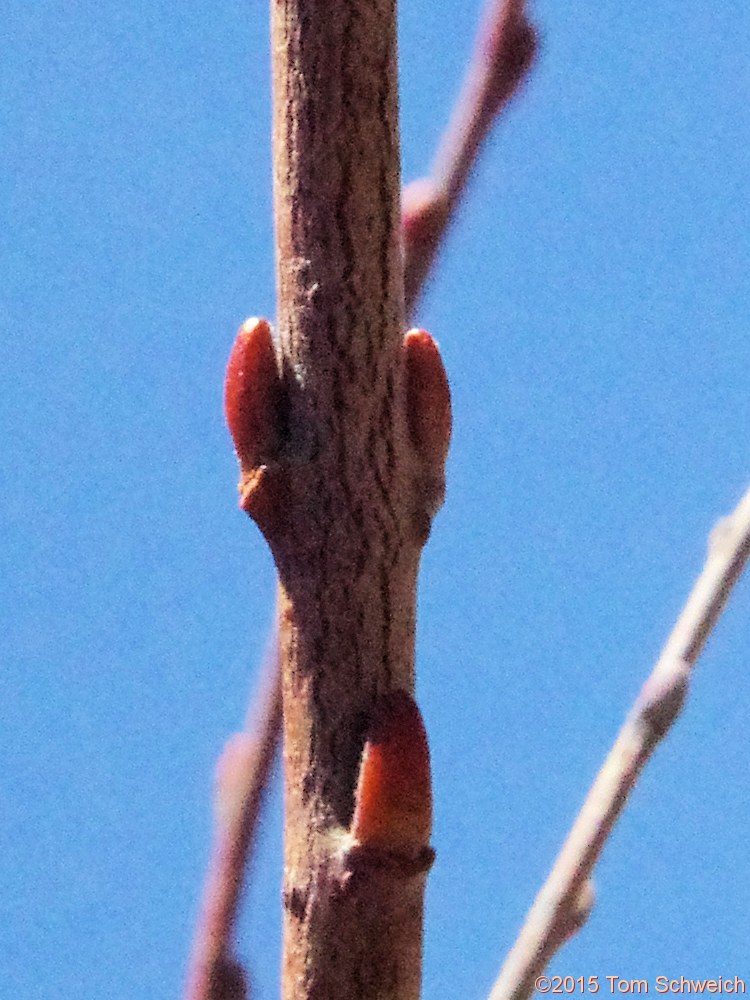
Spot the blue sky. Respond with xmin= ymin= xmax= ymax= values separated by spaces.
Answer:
xmin=3 ymin=2 xmax=749 ymax=997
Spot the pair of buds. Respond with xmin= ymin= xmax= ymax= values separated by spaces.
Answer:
xmin=224 ymin=317 xmax=451 ymax=491
xmin=223 ymin=320 xmax=444 ymax=858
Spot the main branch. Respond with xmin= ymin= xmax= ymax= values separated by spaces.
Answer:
xmin=260 ymin=2 xmax=448 ymax=998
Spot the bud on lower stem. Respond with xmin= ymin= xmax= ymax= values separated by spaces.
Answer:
xmin=351 ymin=690 xmax=432 ymax=857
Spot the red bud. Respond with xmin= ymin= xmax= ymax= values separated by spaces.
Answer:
xmin=403 ymin=329 xmax=451 ymax=472
xmin=351 ymin=691 xmax=432 ymax=855
xmin=224 ymin=317 xmax=281 ymax=471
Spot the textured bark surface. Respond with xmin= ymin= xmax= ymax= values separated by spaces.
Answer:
xmin=269 ymin=2 xmax=437 ymax=997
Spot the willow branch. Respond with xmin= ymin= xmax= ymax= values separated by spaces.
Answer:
xmin=184 ymin=638 xmax=282 ymax=1000
xmin=489 ymin=485 xmax=750 ymax=1000
xmin=266 ymin=1 xmax=450 ymax=997
xmin=221 ymin=3 xmax=537 ymax=912
xmin=214 ymin=0 xmax=536 ymax=919
xmin=186 ymin=3 xmax=537 ymax=995
xmin=402 ymin=0 xmax=537 ymax=311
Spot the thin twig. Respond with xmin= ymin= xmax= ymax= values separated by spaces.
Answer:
xmin=403 ymin=0 xmax=537 ymax=312
xmin=489 ymin=485 xmax=750 ymax=1000
xmin=184 ymin=634 xmax=282 ymax=1000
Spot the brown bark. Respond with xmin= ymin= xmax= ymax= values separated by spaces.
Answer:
xmin=266 ymin=2 xmax=443 ymax=997
xmin=186 ymin=2 xmax=535 ymax=992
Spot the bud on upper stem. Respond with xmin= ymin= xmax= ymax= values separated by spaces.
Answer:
xmin=403 ymin=329 xmax=451 ymax=475
xmin=224 ymin=317 xmax=282 ymax=474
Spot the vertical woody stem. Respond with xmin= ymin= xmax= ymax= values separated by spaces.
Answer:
xmin=270 ymin=2 xmax=433 ymax=998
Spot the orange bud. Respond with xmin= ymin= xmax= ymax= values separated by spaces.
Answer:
xmin=403 ymin=329 xmax=451 ymax=471
xmin=351 ymin=690 xmax=432 ymax=855
xmin=224 ymin=317 xmax=281 ymax=471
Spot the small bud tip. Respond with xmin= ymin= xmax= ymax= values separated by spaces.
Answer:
xmin=240 ymin=315 xmax=263 ymax=335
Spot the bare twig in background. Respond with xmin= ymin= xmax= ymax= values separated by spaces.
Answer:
xmin=185 ymin=635 xmax=282 ymax=1000
xmin=184 ymin=2 xmax=537 ymax=995
xmin=403 ymin=0 xmax=537 ymax=311
xmin=489 ymin=485 xmax=750 ymax=1000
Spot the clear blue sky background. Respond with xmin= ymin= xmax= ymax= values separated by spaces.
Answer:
xmin=3 ymin=2 xmax=749 ymax=997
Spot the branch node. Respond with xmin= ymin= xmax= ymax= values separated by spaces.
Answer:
xmin=553 ymin=879 xmax=595 ymax=948
xmin=634 ymin=661 xmax=690 ymax=746
xmin=208 ymin=957 xmax=248 ymax=1000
